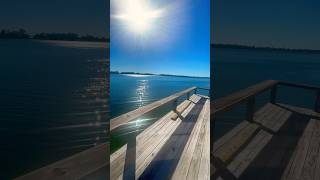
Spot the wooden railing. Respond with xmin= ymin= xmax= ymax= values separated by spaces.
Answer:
xmin=111 ymin=86 xmax=209 ymax=179
xmin=277 ymin=81 xmax=320 ymax=113
xmin=212 ymin=80 xmax=320 ymax=122
xmin=16 ymin=87 xmax=209 ymax=180
xmin=110 ymin=86 xmax=210 ymax=131
xmin=210 ymin=80 xmax=320 ymax=161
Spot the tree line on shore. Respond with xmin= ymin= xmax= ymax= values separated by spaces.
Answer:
xmin=0 ymin=28 xmax=108 ymax=42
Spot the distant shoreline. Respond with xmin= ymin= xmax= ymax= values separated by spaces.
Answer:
xmin=111 ymin=71 xmax=209 ymax=79
xmin=213 ymin=44 xmax=320 ymax=53
xmin=0 ymin=28 xmax=108 ymax=42
xmin=0 ymin=37 xmax=109 ymax=43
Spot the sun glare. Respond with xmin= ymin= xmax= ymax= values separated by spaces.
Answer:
xmin=113 ymin=0 xmax=165 ymax=34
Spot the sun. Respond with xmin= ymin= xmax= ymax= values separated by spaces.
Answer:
xmin=112 ymin=0 xmax=165 ymax=34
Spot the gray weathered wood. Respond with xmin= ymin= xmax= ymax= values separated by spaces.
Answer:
xmin=140 ymin=98 xmax=208 ymax=180
xmin=279 ymin=103 xmax=320 ymax=119
xmin=281 ymin=119 xmax=320 ymax=180
xmin=110 ymin=95 xmax=208 ymax=179
xmin=212 ymin=80 xmax=278 ymax=114
xmin=15 ymin=143 xmax=109 ymax=180
xmin=315 ymin=90 xmax=320 ymax=113
xmin=227 ymin=130 xmax=273 ymax=178
xmin=246 ymin=96 xmax=255 ymax=122
xmin=111 ymin=87 xmax=196 ymax=131
xmin=214 ymin=123 xmax=259 ymax=163
xmin=270 ymin=85 xmax=277 ymax=104
xmin=172 ymin=100 xmax=210 ymax=180
xmin=254 ymin=103 xmax=292 ymax=132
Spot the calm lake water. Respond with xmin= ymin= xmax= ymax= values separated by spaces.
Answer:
xmin=0 ymin=39 xmax=108 ymax=179
xmin=212 ymin=47 xmax=320 ymax=138
xmin=110 ymin=74 xmax=210 ymax=151
xmin=1 ymin=40 xmax=320 ymax=178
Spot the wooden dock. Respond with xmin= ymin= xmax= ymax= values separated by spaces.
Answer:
xmin=110 ymin=87 xmax=210 ymax=180
xmin=14 ymin=87 xmax=209 ymax=180
xmin=14 ymin=143 xmax=109 ymax=180
xmin=211 ymin=80 xmax=320 ymax=180
xmin=14 ymin=79 xmax=320 ymax=180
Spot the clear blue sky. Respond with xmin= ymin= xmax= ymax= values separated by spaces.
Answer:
xmin=214 ymin=0 xmax=320 ymax=50
xmin=111 ymin=0 xmax=210 ymax=77
xmin=0 ymin=0 xmax=108 ymax=36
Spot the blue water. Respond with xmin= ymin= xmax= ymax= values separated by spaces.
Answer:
xmin=110 ymin=74 xmax=210 ymax=151
xmin=0 ymin=39 xmax=108 ymax=179
xmin=212 ymin=47 xmax=320 ymax=138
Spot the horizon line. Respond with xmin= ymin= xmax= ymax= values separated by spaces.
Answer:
xmin=110 ymin=71 xmax=210 ymax=78
xmin=212 ymin=43 xmax=320 ymax=52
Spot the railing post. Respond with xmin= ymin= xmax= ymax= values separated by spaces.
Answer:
xmin=123 ymin=130 xmax=137 ymax=180
xmin=173 ymin=99 xmax=178 ymax=112
xmin=194 ymin=88 xmax=197 ymax=95
xmin=246 ymin=96 xmax=255 ymax=122
xmin=315 ymin=90 xmax=320 ymax=113
xmin=270 ymin=85 xmax=277 ymax=104
xmin=187 ymin=92 xmax=190 ymax=100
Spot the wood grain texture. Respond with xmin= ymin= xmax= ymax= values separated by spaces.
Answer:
xmin=110 ymin=87 xmax=196 ymax=131
xmin=281 ymin=119 xmax=320 ymax=180
xmin=172 ymin=99 xmax=210 ymax=180
xmin=139 ymin=98 xmax=208 ymax=180
xmin=212 ymin=80 xmax=278 ymax=113
xmin=227 ymin=130 xmax=272 ymax=178
xmin=15 ymin=143 xmax=108 ymax=180
xmin=214 ymin=123 xmax=258 ymax=163
xmin=254 ymin=103 xmax=292 ymax=133
xmin=110 ymin=95 xmax=210 ymax=180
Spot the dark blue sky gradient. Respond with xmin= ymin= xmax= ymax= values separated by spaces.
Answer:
xmin=111 ymin=0 xmax=210 ymax=77
xmin=214 ymin=0 xmax=320 ymax=49
xmin=0 ymin=0 xmax=108 ymax=36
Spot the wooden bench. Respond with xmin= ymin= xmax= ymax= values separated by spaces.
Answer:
xmin=111 ymin=94 xmax=210 ymax=179
xmin=213 ymin=103 xmax=294 ymax=179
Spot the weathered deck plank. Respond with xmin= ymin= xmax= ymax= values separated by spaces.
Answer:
xmin=214 ymin=123 xmax=259 ymax=163
xmin=111 ymin=96 xmax=198 ymax=179
xmin=137 ymin=95 xmax=201 ymax=149
xmin=15 ymin=143 xmax=108 ymax=180
xmin=212 ymin=103 xmax=320 ymax=180
xmin=227 ymin=130 xmax=273 ymax=178
xmin=279 ymin=104 xmax=320 ymax=119
xmin=197 ymin=102 xmax=210 ymax=180
xmin=211 ymin=80 xmax=320 ymax=180
xmin=281 ymin=119 xmax=320 ymax=180
xmin=141 ymin=98 xmax=209 ymax=180
xmin=110 ymin=94 xmax=209 ymax=180
xmin=254 ymin=103 xmax=292 ymax=133
xmin=136 ymin=102 xmax=196 ymax=177
xmin=171 ymin=99 xmax=210 ymax=180
xmin=137 ymin=95 xmax=201 ymax=178
xmin=110 ymin=145 xmax=127 ymax=180
xmin=212 ymin=103 xmax=294 ymax=179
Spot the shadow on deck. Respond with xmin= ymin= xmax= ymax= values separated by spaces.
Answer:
xmin=212 ymin=80 xmax=320 ymax=180
xmin=111 ymin=87 xmax=210 ymax=180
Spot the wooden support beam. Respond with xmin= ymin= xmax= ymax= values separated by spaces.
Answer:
xmin=123 ymin=132 xmax=137 ymax=180
xmin=315 ymin=90 xmax=320 ymax=113
xmin=246 ymin=96 xmax=255 ymax=122
xmin=172 ymin=99 xmax=178 ymax=112
xmin=270 ymin=85 xmax=277 ymax=104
